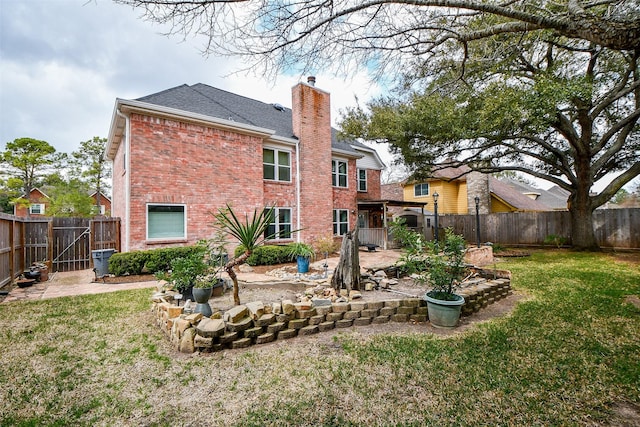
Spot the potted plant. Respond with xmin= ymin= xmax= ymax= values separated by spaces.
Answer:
xmin=192 ymin=273 xmax=217 ymax=317
xmin=155 ymin=249 xmax=208 ymax=302
xmin=422 ymin=228 xmax=468 ymax=327
xmin=287 ymin=242 xmax=316 ymax=273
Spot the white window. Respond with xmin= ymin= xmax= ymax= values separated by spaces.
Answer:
xmin=332 ymin=159 xmax=348 ymax=188
xmin=414 ymin=183 xmax=430 ymax=197
xmin=29 ymin=204 xmax=45 ymax=215
xmin=265 ymin=208 xmax=292 ymax=240
xmin=263 ymin=148 xmax=291 ymax=182
xmin=333 ymin=209 xmax=349 ymax=236
xmin=147 ymin=204 xmax=186 ymax=240
xmin=357 ymin=169 xmax=367 ymax=192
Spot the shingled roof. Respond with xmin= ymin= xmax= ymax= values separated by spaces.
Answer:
xmin=136 ymin=83 xmax=360 ymax=155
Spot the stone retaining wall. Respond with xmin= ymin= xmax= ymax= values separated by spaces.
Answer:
xmin=152 ymin=278 xmax=512 ymax=353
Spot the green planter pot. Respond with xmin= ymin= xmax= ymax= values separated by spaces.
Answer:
xmin=192 ymin=287 xmax=213 ymax=317
xmin=424 ymin=291 xmax=465 ymax=328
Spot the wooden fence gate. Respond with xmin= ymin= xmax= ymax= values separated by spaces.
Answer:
xmin=14 ymin=216 xmax=121 ymax=275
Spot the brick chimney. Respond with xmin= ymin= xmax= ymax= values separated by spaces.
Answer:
xmin=292 ymin=77 xmax=333 ymax=243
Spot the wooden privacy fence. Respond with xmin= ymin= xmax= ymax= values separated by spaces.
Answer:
xmin=438 ymin=208 xmax=640 ymax=249
xmin=0 ymin=214 xmax=120 ymax=288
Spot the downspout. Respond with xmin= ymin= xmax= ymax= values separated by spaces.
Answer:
xmin=383 ymin=201 xmax=388 ymax=250
xmin=295 ymin=139 xmax=301 ymax=243
xmin=116 ymin=108 xmax=131 ymax=252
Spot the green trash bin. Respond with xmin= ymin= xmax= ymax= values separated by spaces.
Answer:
xmin=92 ymin=249 xmax=116 ymax=277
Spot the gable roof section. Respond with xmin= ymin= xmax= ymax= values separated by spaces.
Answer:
xmin=489 ymin=178 xmax=551 ymax=211
xmin=111 ymin=83 xmax=362 ymax=158
xmin=498 ymin=179 xmax=569 ymax=210
xmin=138 ymin=84 xmax=297 ymax=139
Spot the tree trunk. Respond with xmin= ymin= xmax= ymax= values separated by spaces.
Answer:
xmin=331 ymin=227 xmax=360 ymax=294
xmin=225 ymin=251 xmax=250 ymax=305
xmin=568 ymin=192 xmax=600 ymax=251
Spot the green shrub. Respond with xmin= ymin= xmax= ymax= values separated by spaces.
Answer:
xmin=108 ymin=251 xmax=149 ymax=276
xmin=145 ymin=246 xmax=202 ymax=273
xmin=235 ymin=244 xmax=292 ymax=266
xmin=108 ymin=246 xmax=206 ymax=276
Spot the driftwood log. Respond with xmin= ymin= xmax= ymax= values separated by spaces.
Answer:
xmin=331 ymin=227 xmax=360 ymax=293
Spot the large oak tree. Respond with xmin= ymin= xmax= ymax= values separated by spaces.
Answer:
xmin=340 ymin=37 xmax=639 ymax=250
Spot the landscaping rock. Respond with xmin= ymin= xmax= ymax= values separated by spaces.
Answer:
xmin=256 ymin=333 xmax=275 ymax=344
xmin=226 ymin=316 xmax=253 ymax=333
xmin=282 ymin=299 xmax=295 ymax=315
xmin=245 ymin=301 xmax=265 ymax=320
xmin=255 ymin=313 xmax=276 ymax=327
xmin=225 ymin=305 xmax=248 ymax=323
xmin=196 ymin=317 xmax=225 ymax=338
xmin=179 ymin=328 xmax=196 ymax=353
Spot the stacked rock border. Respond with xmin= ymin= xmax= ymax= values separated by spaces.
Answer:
xmin=152 ymin=273 xmax=512 ymax=354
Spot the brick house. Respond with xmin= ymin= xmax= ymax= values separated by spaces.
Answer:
xmin=90 ymin=191 xmax=112 ymax=216
xmin=13 ymin=188 xmax=50 ymax=217
xmin=105 ymin=77 xmax=386 ymax=252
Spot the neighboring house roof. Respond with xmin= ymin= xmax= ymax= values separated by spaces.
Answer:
xmin=113 ymin=83 xmax=365 ymax=160
xmin=497 ymin=179 xmax=569 ymax=210
xmin=431 ymin=163 xmax=472 ymax=181
xmin=489 ymin=178 xmax=551 ymax=211
xmin=89 ymin=191 xmax=112 ymax=203
xmin=17 ymin=188 xmax=50 ymax=200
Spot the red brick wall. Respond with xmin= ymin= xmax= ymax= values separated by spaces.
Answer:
xmin=292 ymin=83 xmax=334 ymax=243
xmin=332 ymin=158 xmax=358 ymax=232
xmin=357 ymin=169 xmax=382 ymax=201
xmin=126 ymin=113 xmax=265 ymax=250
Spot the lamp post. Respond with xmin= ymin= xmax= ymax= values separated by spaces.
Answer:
xmin=474 ymin=196 xmax=481 ymax=248
xmin=433 ymin=192 xmax=439 ymax=244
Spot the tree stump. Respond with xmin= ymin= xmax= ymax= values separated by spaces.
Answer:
xmin=331 ymin=227 xmax=360 ymax=293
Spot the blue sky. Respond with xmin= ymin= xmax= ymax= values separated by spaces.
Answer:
xmin=0 ymin=0 xmax=384 ymax=156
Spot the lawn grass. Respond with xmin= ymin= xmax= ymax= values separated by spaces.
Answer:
xmin=0 ymin=250 xmax=638 ymax=426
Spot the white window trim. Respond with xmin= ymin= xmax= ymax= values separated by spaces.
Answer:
xmin=263 ymin=147 xmax=292 ymax=182
xmin=146 ymin=203 xmax=187 ymax=241
xmin=414 ymin=183 xmax=430 ymax=197
xmin=29 ymin=204 xmax=45 ymax=215
xmin=266 ymin=207 xmax=293 ymax=241
xmin=333 ymin=209 xmax=350 ymax=236
xmin=357 ymin=168 xmax=367 ymax=192
xmin=332 ymin=159 xmax=349 ymax=188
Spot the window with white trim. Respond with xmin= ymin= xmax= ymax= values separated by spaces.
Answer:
xmin=265 ymin=208 xmax=292 ymax=240
xmin=414 ymin=183 xmax=430 ymax=197
xmin=357 ymin=169 xmax=367 ymax=192
xmin=333 ymin=209 xmax=349 ymax=236
xmin=29 ymin=204 xmax=45 ymax=215
xmin=147 ymin=204 xmax=186 ymax=240
xmin=263 ymin=148 xmax=291 ymax=181
xmin=332 ymin=159 xmax=348 ymax=188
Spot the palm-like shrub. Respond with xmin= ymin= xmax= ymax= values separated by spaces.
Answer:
xmin=213 ymin=204 xmax=277 ymax=305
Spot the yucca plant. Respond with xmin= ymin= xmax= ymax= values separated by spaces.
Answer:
xmin=213 ymin=204 xmax=280 ymax=305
